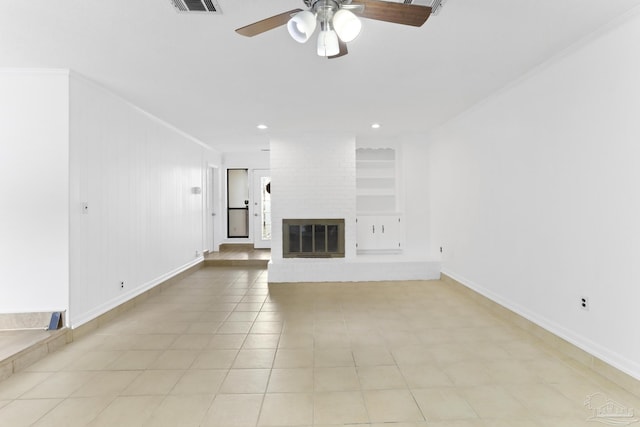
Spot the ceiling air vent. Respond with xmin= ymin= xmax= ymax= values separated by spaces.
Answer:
xmin=407 ymin=0 xmax=447 ymax=15
xmin=170 ymin=0 xmax=222 ymax=13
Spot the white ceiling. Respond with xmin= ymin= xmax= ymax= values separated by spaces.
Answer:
xmin=2 ymin=0 xmax=640 ymax=152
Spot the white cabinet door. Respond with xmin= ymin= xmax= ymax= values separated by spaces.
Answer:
xmin=377 ymin=216 xmax=401 ymax=250
xmin=356 ymin=215 xmax=402 ymax=251
xmin=356 ymin=216 xmax=378 ymax=250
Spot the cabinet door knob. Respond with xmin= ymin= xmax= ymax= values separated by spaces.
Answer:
xmin=382 ymin=225 xmax=385 ymax=233
xmin=372 ymin=225 xmax=375 ymax=234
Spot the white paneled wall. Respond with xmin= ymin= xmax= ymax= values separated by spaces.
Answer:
xmin=0 ymin=70 xmax=70 ymax=314
xmin=68 ymin=73 xmax=218 ymax=327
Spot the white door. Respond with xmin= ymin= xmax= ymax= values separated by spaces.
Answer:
xmin=206 ymin=166 xmax=218 ymax=251
xmin=252 ymin=169 xmax=271 ymax=249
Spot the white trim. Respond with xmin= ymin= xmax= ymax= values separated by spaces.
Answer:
xmin=69 ymin=257 xmax=203 ymax=328
xmin=442 ymin=268 xmax=640 ymax=382
xmin=67 ymin=70 xmax=217 ymax=152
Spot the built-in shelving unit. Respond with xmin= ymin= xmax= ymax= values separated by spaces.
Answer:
xmin=356 ymin=148 xmax=402 ymax=253
xmin=356 ymin=148 xmax=396 ymax=213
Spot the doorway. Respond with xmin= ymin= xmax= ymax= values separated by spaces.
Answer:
xmin=252 ymin=169 xmax=271 ymax=249
xmin=227 ymin=169 xmax=249 ymax=238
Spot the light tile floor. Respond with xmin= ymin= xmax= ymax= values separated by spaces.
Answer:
xmin=0 ymin=266 xmax=638 ymax=426
xmin=0 ymin=330 xmax=53 ymax=362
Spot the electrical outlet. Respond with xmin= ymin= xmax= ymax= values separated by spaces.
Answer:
xmin=120 ymin=281 xmax=125 ymax=289
xmin=195 ymin=250 xmax=200 ymax=258
xmin=580 ymin=296 xmax=589 ymax=310
xmin=440 ymin=246 xmax=443 ymax=253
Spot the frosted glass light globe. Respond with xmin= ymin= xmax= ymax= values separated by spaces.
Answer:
xmin=332 ymin=9 xmax=361 ymax=42
xmin=317 ymin=29 xmax=340 ymax=56
xmin=287 ymin=11 xmax=317 ymax=43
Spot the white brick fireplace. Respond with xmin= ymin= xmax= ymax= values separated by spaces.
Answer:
xmin=268 ymin=133 xmax=357 ymax=282
xmin=268 ymin=133 xmax=440 ymax=283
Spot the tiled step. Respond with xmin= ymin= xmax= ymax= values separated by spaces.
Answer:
xmin=204 ymin=244 xmax=271 ymax=268
xmin=204 ymin=258 xmax=269 ymax=267
xmin=0 ymin=328 xmax=69 ymax=381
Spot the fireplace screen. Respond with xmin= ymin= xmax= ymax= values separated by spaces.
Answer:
xmin=282 ymin=219 xmax=345 ymax=258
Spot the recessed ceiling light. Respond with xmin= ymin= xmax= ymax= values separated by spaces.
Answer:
xmin=371 ymin=123 xmax=381 ymax=129
xmin=257 ymin=124 xmax=268 ymax=130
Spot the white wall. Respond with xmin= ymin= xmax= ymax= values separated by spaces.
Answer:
xmin=222 ymin=151 xmax=270 ymax=170
xmin=399 ymin=136 xmax=433 ymax=258
xmin=0 ymin=70 xmax=70 ymax=314
xmin=68 ymin=72 xmax=218 ymax=327
xmin=430 ymin=11 xmax=640 ymax=379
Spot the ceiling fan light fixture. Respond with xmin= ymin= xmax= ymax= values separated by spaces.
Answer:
xmin=317 ymin=29 xmax=340 ymax=57
xmin=332 ymin=9 xmax=361 ymax=42
xmin=287 ymin=10 xmax=317 ymax=43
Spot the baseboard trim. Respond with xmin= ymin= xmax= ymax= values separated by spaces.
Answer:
xmin=70 ymin=257 xmax=204 ymax=329
xmin=71 ymin=261 xmax=204 ymax=340
xmin=0 ymin=260 xmax=204 ymax=383
xmin=441 ymin=272 xmax=640 ymax=396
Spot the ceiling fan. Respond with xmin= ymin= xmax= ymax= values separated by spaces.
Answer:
xmin=235 ymin=0 xmax=433 ymax=58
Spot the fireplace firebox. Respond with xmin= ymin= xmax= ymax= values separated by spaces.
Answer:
xmin=282 ymin=219 xmax=345 ymax=258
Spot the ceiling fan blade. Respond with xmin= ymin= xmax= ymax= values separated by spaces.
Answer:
xmin=328 ymin=39 xmax=348 ymax=59
xmin=351 ymin=0 xmax=431 ymax=27
xmin=235 ymin=9 xmax=303 ymax=37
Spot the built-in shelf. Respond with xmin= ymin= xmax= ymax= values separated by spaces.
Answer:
xmin=356 ymin=168 xmax=395 ymax=178
xmin=356 ymin=188 xmax=395 ymax=196
xmin=357 ymin=177 xmax=395 ymax=188
xmin=356 ymin=159 xmax=395 ymax=166
xmin=356 ymin=148 xmax=396 ymax=213
xmin=356 ymin=148 xmax=402 ymax=253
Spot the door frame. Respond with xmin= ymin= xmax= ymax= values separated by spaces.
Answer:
xmin=252 ymin=169 xmax=271 ymax=249
xmin=205 ymin=165 xmax=219 ymax=252
xmin=227 ymin=168 xmax=249 ymax=238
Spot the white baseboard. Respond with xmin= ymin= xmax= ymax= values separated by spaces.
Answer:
xmin=442 ymin=269 xmax=640 ymax=394
xmin=70 ymin=257 xmax=203 ymax=328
